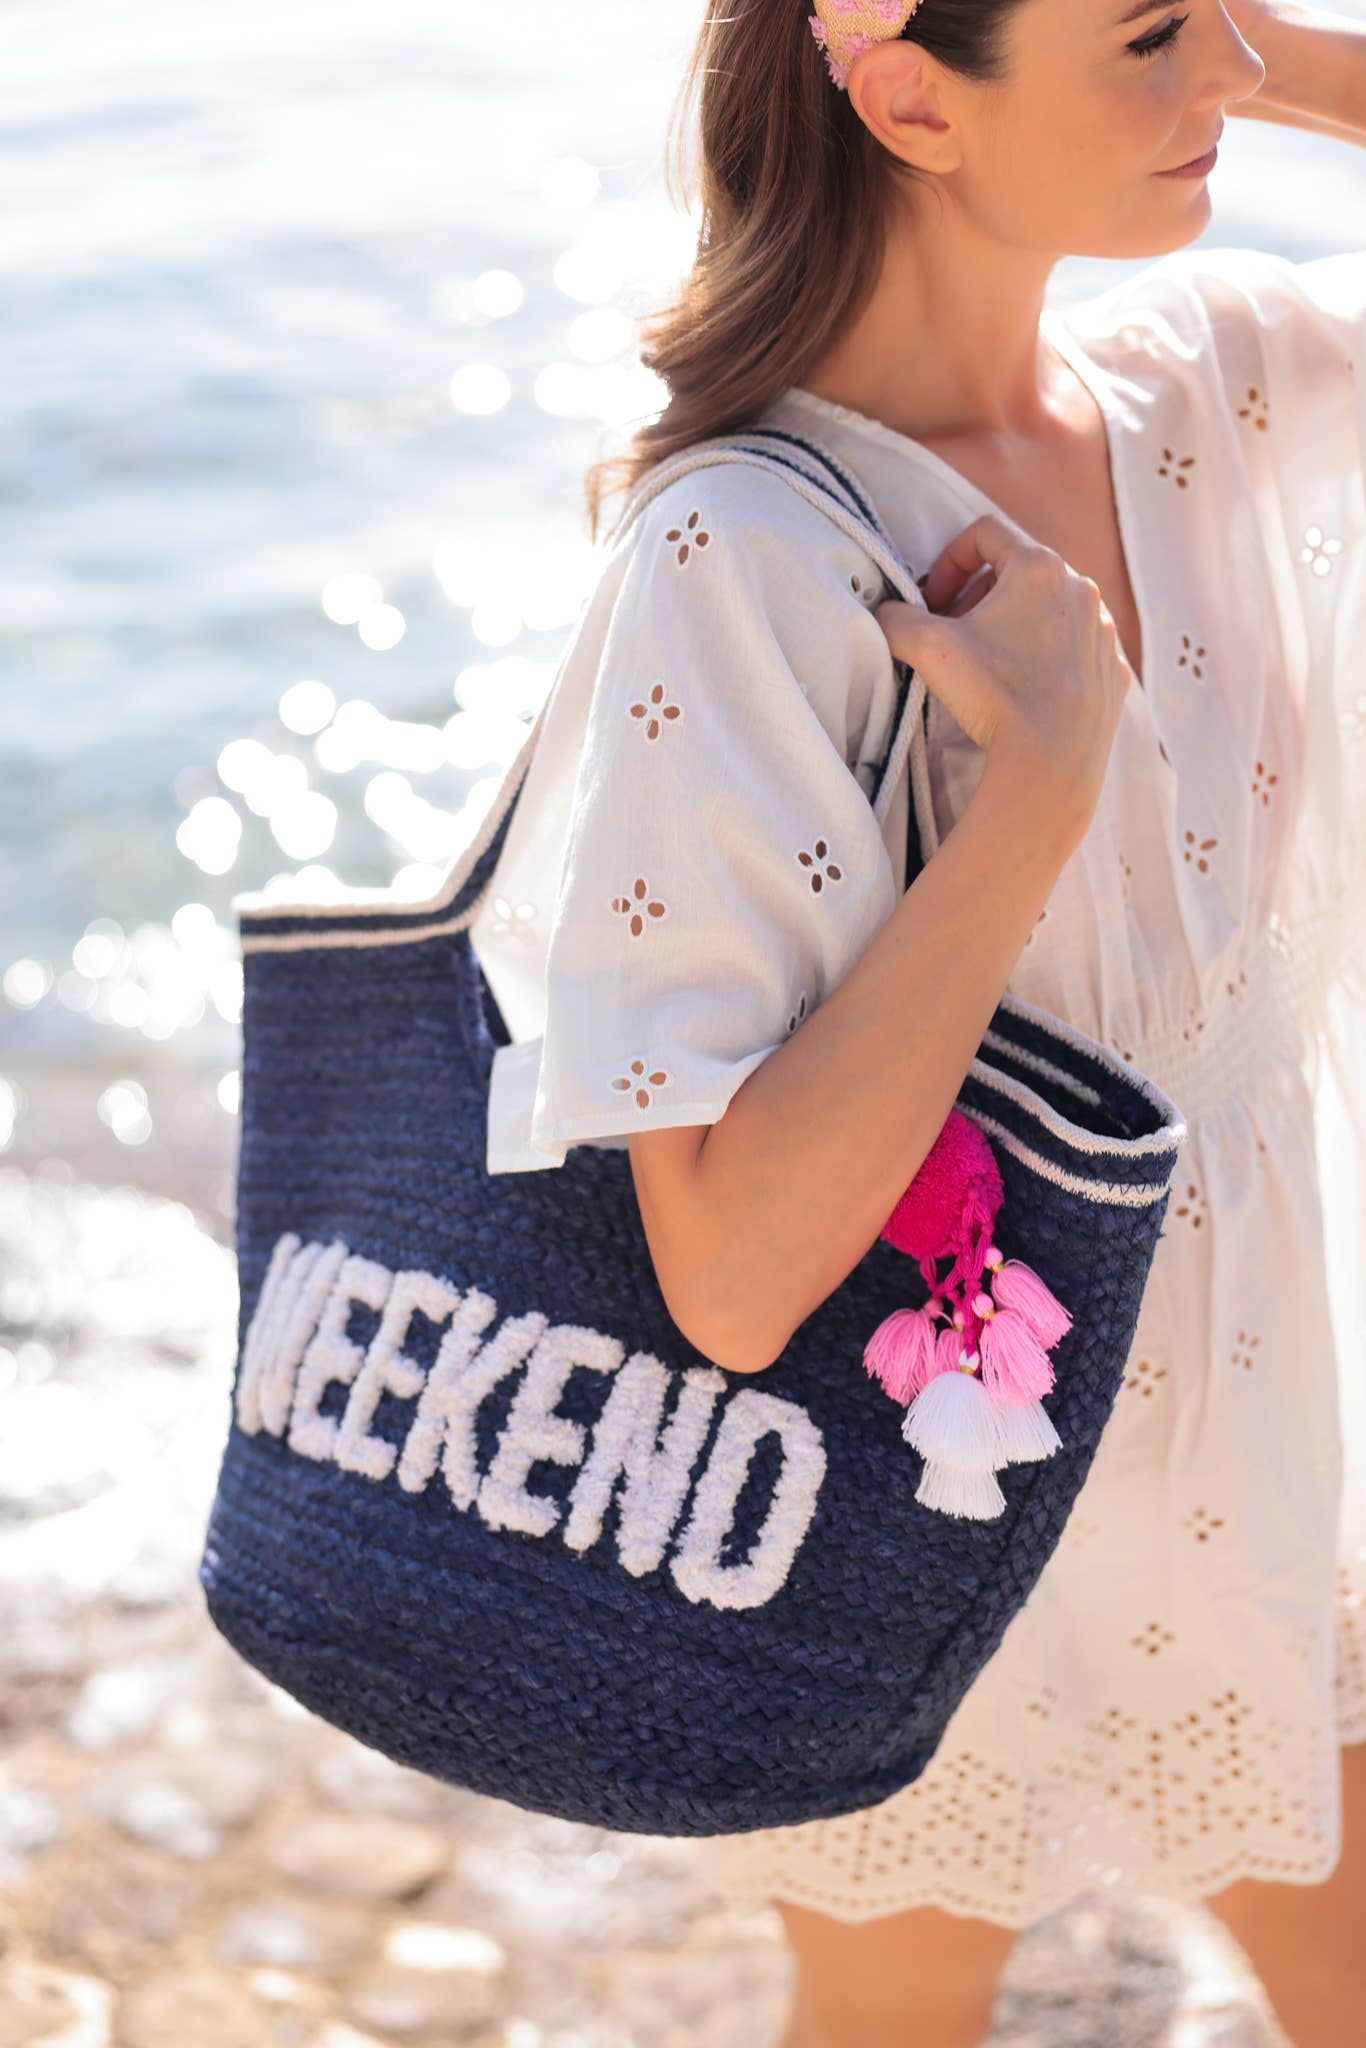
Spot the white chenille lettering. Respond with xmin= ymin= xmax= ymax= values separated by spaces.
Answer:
xmin=335 ymin=1268 xmax=465 ymax=1482
xmin=669 ymin=1389 xmax=828 ymax=1611
xmin=263 ymin=1241 xmax=352 ymax=1438
xmin=564 ymin=1358 xmax=726 ymax=1574
xmin=288 ymin=1254 xmax=394 ymax=1462
xmin=235 ymin=1232 xmax=303 ymax=1435
xmin=398 ymin=1298 xmax=539 ymax=1506
xmin=478 ymin=1324 xmax=624 ymax=1538
xmin=236 ymin=1236 xmax=349 ymax=1438
xmin=236 ymin=1233 xmax=828 ymax=1610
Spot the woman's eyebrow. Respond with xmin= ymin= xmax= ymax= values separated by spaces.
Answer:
xmin=1116 ymin=0 xmax=1171 ymax=20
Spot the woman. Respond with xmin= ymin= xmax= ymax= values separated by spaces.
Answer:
xmin=472 ymin=0 xmax=1366 ymax=2040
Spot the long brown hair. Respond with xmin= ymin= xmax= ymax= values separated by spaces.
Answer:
xmin=584 ymin=0 xmax=1027 ymax=546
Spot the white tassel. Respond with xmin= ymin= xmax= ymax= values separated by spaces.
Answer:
xmin=991 ymin=1395 xmax=1063 ymax=1466
xmin=914 ymin=1457 xmax=1007 ymax=1520
xmin=901 ymin=1361 xmax=1007 ymax=1471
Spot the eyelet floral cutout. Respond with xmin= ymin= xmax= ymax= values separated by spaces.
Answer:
xmin=1124 ymin=1355 xmax=1169 ymax=1399
xmin=609 ymin=1057 xmax=673 ymax=1111
xmin=1023 ymin=1682 xmax=1060 ymax=1725
xmin=1175 ymin=634 xmax=1206 ymax=680
xmin=1185 ymin=1505 xmax=1226 ymax=1544
xmin=1118 ymin=853 xmax=1134 ymax=906
xmin=1117 ymin=322 xmax=1164 ymax=362
xmin=628 ymin=680 xmax=684 ymax=743
xmin=1299 ymin=524 xmax=1343 ymax=577
xmin=1224 ymin=967 xmax=1249 ymax=1004
xmin=1231 ymin=1329 xmax=1262 ymax=1372
xmin=610 ymin=875 xmax=670 ymax=939
xmin=786 ymin=990 xmax=809 ymax=1035
xmin=1132 ymin=1620 xmax=1176 ymax=1657
xmin=795 ymin=838 xmax=843 ymax=894
xmin=1172 ymin=1180 xmax=1207 ymax=1230
xmin=1179 ymin=1005 xmax=1206 ymax=1049
xmin=1235 ymin=386 xmax=1269 ymax=432
xmin=1156 ymin=447 xmax=1196 ymax=489
xmin=486 ymin=894 xmax=537 ymax=943
xmin=664 ymin=509 xmax=710 ymax=568
xmin=1182 ymin=829 xmax=1218 ymax=875
xmin=1250 ymin=759 xmax=1278 ymax=807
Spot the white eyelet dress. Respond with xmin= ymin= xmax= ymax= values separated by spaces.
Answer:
xmin=470 ymin=244 xmax=1366 ymax=1928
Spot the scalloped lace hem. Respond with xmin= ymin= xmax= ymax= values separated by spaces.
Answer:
xmin=690 ymin=1702 xmax=1365 ymax=1931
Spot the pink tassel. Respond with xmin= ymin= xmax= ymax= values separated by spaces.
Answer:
xmin=863 ymin=1305 xmax=939 ymax=1405
xmin=976 ymin=1303 xmax=1055 ymax=1405
xmin=934 ymin=1327 xmax=965 ymax=1376
xmin=985 ymin=1251 xmax=1073 ymax=1349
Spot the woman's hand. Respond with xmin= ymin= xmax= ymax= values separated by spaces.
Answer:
xmin=875 ymin=513 xmax=1133 ymax=843
xmin=1221 ymin=0 xmax=1304 ymax=86
xmin=1222 ymin=1 xmax=1366 ymax=142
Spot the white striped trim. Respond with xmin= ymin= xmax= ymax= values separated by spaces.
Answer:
xmin=957 ymin=1105 xmax=1177 ymax=1207
xmin=967 ymin=1052 xmax=1184 ymax=1159
xmin=235 ymin=697 xmax=548 ymax=934
xmin=241 ymin=905 xmax=483 ymax=956
xmin=992 ymin=990 xmax=1187 ymax=1139
xmin=980 ymin=1028 xmax=1104 ymax=1109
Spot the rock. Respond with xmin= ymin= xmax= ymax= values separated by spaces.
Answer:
xmin=102 ymin=1777 xmax=220 ymax=1859
xmin=213 ymin=1893 xmax=373 ymax=1973
xmin=64 ymin=1654 xmax=193 ymax=1752
xmin=82 ymin=1745 xmax=281 ymax=1857
xmin=606 ymin=1930 xmax=790 ymax=2048
xmin=243 ymin=1969 xmax=331 ymax=2043
xmin=309 ymin=1736 xmax=451 ymax=1820
xmin=347 ymin=1955 xmax=505 ymax=2039
xmin=45 ymin=1847 xmax=198 ymax=1968
xmin=106 ymin=1554 xmax=195 ymax=1613
xmin=261 ymin=1811 xmax=452 ymax=1901
xmin=383 ymin=1922 xmax=505 ymax=1974
xmin=0 ymin=1963 xmax=111 ymax=2047
xmin=0 ymin=1586 xmax=85 ymax=1682
xmin=114 ymin=1968 xmax=271 ymax=2048
xmin=0 ymin=1772 xmax=64 ymax=1884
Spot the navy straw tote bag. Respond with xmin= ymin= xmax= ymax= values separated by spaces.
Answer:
xmin=199 ymin=427 xmax=1186 ymax=1836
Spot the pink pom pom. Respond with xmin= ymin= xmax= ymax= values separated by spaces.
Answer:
xmin=989 ymin=1260 xmax=1073 ymax=1348
xmin=977 ymin=1306 xmax=1055 ymax=1405
xmin=864 ymin=1305 xmax=939 ymax=1404
xmin=881 ymin=1108 xmax=1004 ymax=1262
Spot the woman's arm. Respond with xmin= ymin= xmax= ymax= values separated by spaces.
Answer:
xmin=628 ymin=755 xmax=1088 ymax=1376
xmin=1223 ymin=0 xmax=1366 ymax=144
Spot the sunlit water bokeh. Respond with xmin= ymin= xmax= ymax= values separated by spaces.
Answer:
xmin=1 ymin=0 xmax=1363 ymax=1287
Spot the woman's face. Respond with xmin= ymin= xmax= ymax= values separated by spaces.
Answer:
xmin=860 ymin=0 xmax=1270 ymax=259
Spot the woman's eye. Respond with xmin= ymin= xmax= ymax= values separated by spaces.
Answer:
xmin=1129 ymin=13 xmax=1190 ymax=60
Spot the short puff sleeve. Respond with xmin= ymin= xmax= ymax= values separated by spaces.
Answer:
xmin=508 ymin=464 xmax=905 ymax=1170
xmin=1163 ymin=244 xmax=1365 ymax=486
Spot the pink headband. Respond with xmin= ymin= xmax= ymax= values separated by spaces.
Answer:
xmin=808 ymin=1 xmax=925 ymax=92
